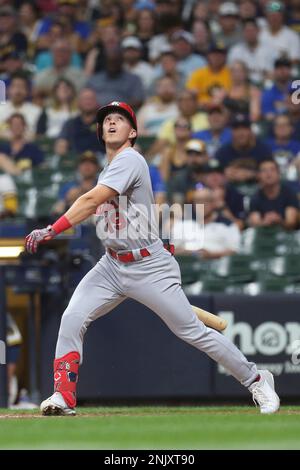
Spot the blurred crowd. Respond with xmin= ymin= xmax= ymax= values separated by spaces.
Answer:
xmin=1 ymin=0 xmax=300 ymax=259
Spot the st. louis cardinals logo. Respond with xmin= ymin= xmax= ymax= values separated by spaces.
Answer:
xmin=95 ymin=198 xmax=126 ymax=233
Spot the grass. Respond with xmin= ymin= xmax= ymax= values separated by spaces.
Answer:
xmin=0 ymin=406 xmax=300 ymax=450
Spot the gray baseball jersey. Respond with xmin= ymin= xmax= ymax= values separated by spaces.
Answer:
xmin=95 ymin=147 xmax=159 ymax=251
xmin=55 ymin=145 xmax=258 ymax=391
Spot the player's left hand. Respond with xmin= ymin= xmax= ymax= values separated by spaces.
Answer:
xmin=25 ymin=225 xmax=57 ymax=254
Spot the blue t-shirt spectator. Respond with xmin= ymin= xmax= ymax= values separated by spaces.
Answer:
xmin=35 ymin=51 xmax=82 ymax=72
xmin=216 ymin=138 xmax=273 ymax=170
xmin=0 ymin=142 xmax=44 ymax=167
xmin=59 ymin=116 xmax=104 ymax=154
xmin=149 ymin=165 xmax=166 ymax=195
xmin=192 ymin=128 xmax=232 ymax=158
xmin=38 ymin=17 xmax=90 ymax=40
xmin=261 ymin=83 xmax=292 ymax=118
xmin=265 ymin=138 xmax=300 ymax=175
xmin=249 ymin=182 xmax=299 ymax=218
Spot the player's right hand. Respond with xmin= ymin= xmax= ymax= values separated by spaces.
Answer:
xmin=25 ymin=225 xmax=57 ymax=254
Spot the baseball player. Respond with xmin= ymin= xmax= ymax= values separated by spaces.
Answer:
xmin=25 ymin=102 xmax=280 ymax=416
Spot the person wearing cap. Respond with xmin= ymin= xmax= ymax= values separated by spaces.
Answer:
xmin=261 ymin=57 xmax=293 ymax=121
xmin=259 ymin=1 xmax=300 ymax=63
xmin=213 ymin=1 xmax=243 ymax=49
xmin=228 ymin=17 xmax=278 ymax=84
xmin=192 ymin=105 xmax=231 ymax=158
xmin=170 ymin=30 xmax=206 ymax=79
xmin=186 ymin=41 xmax=232 ymax=110
xmin=215 ymin=113 xmax=273 ymax=183
xmin=121 ymin=36 xmax=155 ymax=91
xmin=53 ymin=151 xmax=100 ymax=215
xmin=168 ymin=138 xmax=209 ymax=204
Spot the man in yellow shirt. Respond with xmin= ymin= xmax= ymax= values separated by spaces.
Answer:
xmin=186 ymin=42 xmax=232 ymax=110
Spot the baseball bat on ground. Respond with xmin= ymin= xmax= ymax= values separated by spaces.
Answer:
xmin=191 ymin=305 xmax=227 ymax=331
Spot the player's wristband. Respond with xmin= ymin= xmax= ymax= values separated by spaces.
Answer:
xmin=52 ymin=215 xmax=72 ymax=235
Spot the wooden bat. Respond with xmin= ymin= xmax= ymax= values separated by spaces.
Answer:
xmin=192 ymin=305 xmax=227 ymax=331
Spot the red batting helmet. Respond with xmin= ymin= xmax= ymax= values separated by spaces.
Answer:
xmin=96 ymin=101 xmax=138 ymax=146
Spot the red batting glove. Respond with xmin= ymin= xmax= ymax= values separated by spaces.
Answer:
xmin=25 ymin=225 xmax=57 ymax=254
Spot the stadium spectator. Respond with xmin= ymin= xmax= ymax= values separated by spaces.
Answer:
xmin=137 ymin=76 xmax=178 ymax=137
xmin=239 ymin=0 xmax=258 ymax=21
xmin=36 ymin=0 xmax=91 ymax=54
xmin=56 ymin=88 xmax=103 ymax=156
xmin=19 ymin=2 xmax=43 ymax=58
xmin=228 ymin=18 xmax=278 ymax=85
xmin=0 ymin=75 xmax=41 ymax=140
xmin=36 ymin=78 xmax=78 ymax=138
xmin=171 ymin=187 xmax=241 ymax=258
xmin=121 ymin=36 xmax=155 ymax=92
xmin=134 ymin=7 xmax=157 ymax=62
xmin=192 ymin=105 xmax=231 ymax=158
xmin=287 ymin=0 xmax=300 ymax=34
xmin=170 ymin=30 xmax=206 ymax=79
xmin=147 ymin=12 xmax=181 ymax=62
xmin=0 ymin=113 xmax=44 ymax=174
xmin=186 ymin=41 xmax=232 ymax=110
xmin=84 ymin=23 xmax=121 ymax=76
xmin=168 ymin=139 xmax=209 ymax=204
xmin=34 ymin=21 xmax=82 ymax=72
xmin=148 ymin=164 xmax=167 ymax=205
xmin=225 ymin=60 xmax=261 ymax=122
xmin=150 ymin=46 xmax=186 ymax=95
xmin=201 ymin=159 xmax=246 ymax=229
xmin=213 ymin=2 xmax=243 ymax=49
xmin=0 ymin=173 xmax=17 ymax=219
xmin=160 ymin=116 xmax=192 ymax=181
xmin=0 ymin=6 xmax=28 ymax=69
xmin=259 ymin=1 xmax=300 ymax=63
xmin=265 ymin=114 xmax=300 ymax=178
xmin=216 ymin=113 xmax=273 ymax=183
xmin=261 ymin=57 xmax=293 ymax=121
xmin=86 ymin=49 xmax=145 ymax=110
xmin=191 ymin=20 xmax=212 ymax=56
xmin=53 ymin=150 xmax=100 ymax=215
xmin=33 ymin=39 xmax=86 ymax=95
xmin=248 ymin=159 xmax=299 ymax=230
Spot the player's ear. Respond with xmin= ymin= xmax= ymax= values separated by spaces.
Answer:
xmin=129 ymin=128 xmax=137 ymax=140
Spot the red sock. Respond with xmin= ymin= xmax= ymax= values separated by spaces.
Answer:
xmin=53 ymin=351 xmax=80 ymax=408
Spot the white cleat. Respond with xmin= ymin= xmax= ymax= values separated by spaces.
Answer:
xmin=40 ymin=392 xmax=76 ymax=416
xmin=249 ymin=370 xmax=280 ymax=414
